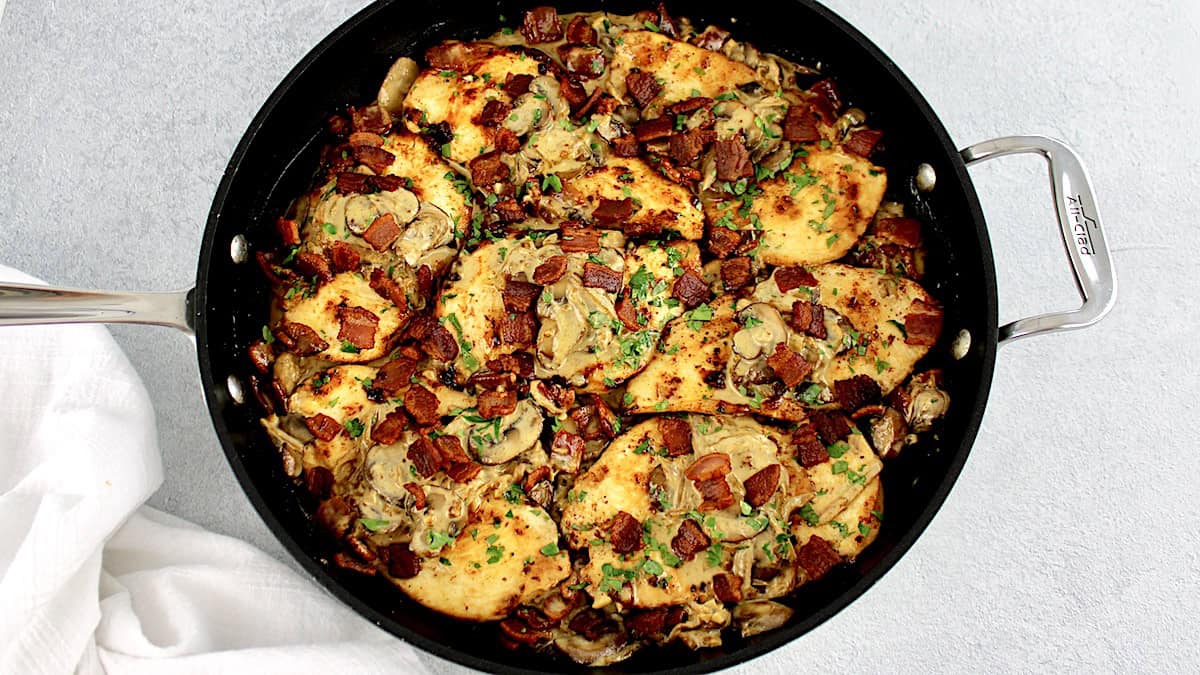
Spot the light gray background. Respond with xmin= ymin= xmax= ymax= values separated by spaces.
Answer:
xmin=2 ymin=1 xmax=1198 ymax=673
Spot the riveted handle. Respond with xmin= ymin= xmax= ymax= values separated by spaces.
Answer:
xmin=961 ymin=136 xmax=1116 ymax=345
xmin=0 ymin=284 xmax=195 ymax=335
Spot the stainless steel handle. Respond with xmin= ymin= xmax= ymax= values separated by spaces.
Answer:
xmin=961 ymin=136 xmax=1116 ymax=345
xmin=0 ymin=284 xmax=196 ymax=335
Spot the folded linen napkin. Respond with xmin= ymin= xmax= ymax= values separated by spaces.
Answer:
xmin=0 ymin=266 xmax=425 ymax=674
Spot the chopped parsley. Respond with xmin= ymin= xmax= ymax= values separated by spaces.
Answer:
xmin=358 ymin=518 xmax=389 ymax=532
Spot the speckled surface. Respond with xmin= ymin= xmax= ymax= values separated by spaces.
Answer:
xmin=1 ymin=1 xmax=1198 ymax=672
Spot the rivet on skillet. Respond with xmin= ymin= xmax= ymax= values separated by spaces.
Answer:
xmin=916 ymin=163 xmax=937 ymax=192
xmin=951 ymin=329 xmax=971 ymax=360
xmin=230 ymin=234 xmax=249 ymax=263
xmin=226 ymin=374 xmax=246 ymax=404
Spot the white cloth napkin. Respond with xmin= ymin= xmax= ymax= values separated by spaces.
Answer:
xmin=0 ymin=266 xmax=426 ymax=674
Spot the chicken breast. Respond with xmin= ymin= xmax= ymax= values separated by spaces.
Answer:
xmin=608 ymin=30 xmax=756 ymax=117
xmin=281 ymin=271 xmax=408 ymax=363
xmin=560 ymin=157 xmax=704 ymax=240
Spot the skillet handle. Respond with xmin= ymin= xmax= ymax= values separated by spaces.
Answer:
xmin=960 ymin=136 xmax=1116 ymax=345
xmin=0 ymin=284 xmax=195 ymax=336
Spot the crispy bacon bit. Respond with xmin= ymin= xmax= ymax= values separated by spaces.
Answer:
xmin=685 ymin=452 xmax=732 ymax=481
xmin=634 ymin=117 xmax=674 ymax=142
xmin=671 ymin=518 xmax=710 ymax=561
xmin=659 ymin=418 xmax=693 ymax=457
xmin=834 ymin=374 xmax=882 ymax=411
xmin=275 ymin=322 xmax=328 ymax=356
xmin=611 ymin=134 xmax=641 ymax=157
xmin=328 ymin=242 xmax=361 ymax=273
xmin=766 ymin=343 xmax=812 ymax=387
xmin=560 ymin=228 xmax=601 ymax=253
xmin=521 ymin=6 xmax=562 ymax=43
xmin=523 ymin=465 xmax=552 ymax=495
xmin=625 ymin=70 xmax=662 ymax=108
xmin=349 ymin=105 xmax=389 ymax=134
xmin=876 ymin=217 xmax=922 ymax=248
xmin=406 ymin=435 xmax=443 ymax=478
xmin=565 ymin=15 xmax=597 ymax=44
xmin=844 ymin=129 xmax=883 ymax=157
xmin=371 ymin=410 xmax=408 ymax=445
xmin=697 ymin=477 xmax=735 ymax=511
xmin=592 ymin=198 xmax=634 ymax=226
xmin=424 ymin=324 xmax=459 ymax=362
xmin=404 ymin=314 xmax=436 ymax=341
xmin=499 ymin=312 xmax=537 ymax=346
xmin=797 ymin=535 xmax=842 ymax=580
xmin=558 ymin=45 xmax=607 ymax=80
xmin=790 ymin=300 xmax=827 ymax=339
xmin=551 ymin=430 xmax=585 ymax=473
xmin=385 ymin=543 xmax=422 ymax=579
xmin=337 ymin=306 xmax=378 ymax=350
xmin=492 ymin=196 xmax=526 ymax=223
xmin=668 ymin=97 xmax=713 ymax=115
xmin=403 ymin=385 xmax=441 ymax=427
xmin=808 ymin=79 xmax=842 ymax=123
xmin=591 ymin=396 xmax=620 ymax=438
xmin=477 ymin=389 xmax=518 ymax=419
xmin=810 ymin=410 xmax=852 ymax=444
xmin=478 ymin=99 xmax=512 ymax=127
xmin=714 ymin=139 xmax=753 ymax=181
xmin=720 ymin=256 xmax=754 ymax=291
xmin=371 ymin=174 xmax=406 ymax=192
xmin=434 ymin=435 xmax=470 ymax=465
xmin=743 ymin=464 xmax=781 ymax=507
xmin=295 ymin=252 xmax=333 ymax=283
xmin=626 ymin=608 xmax=669 ymax=637
xmin=348 ymin=131 xmax=383 ymax=147
xmin=326 ymin=113 xmax=352 ymax=137
xmin=792 ymin=423 xmax=828 ymax=467
xmin=304 ymin=466 xmax=334 ymax=498
xmin=445 ymin=461 xmax=482 ymax=483
xmin=304 ymin=413 xmax=341 ymax=442
xmin=361 ymin=214 xmax=400 ymax=252
xmin=352 ymin=145 xmax=395 ymax=175
xmin=775 ymin=266 xmax=819 ymax=293
xmin=504 ymin=73 xmax=534 ymax=97
xmin=469 ymin=150 xmax=510 ymax=188
xmin=534 ymin=380 xmax=575 ymax=410
xmin=403 ymin=482 xmax=427 ymax=510
xmin=487 ymin=353 xmax=535 ymax=378
xmin=275 ymin=217 xmax=301 ymax=246
xmin=368 ymin=268 xmax=407 ymax=308
xmin=712 ymin=573 xmax=744 ymax=603
xmin=672 ymin=270 xmax=711 ymax=309
xmin=581 ymin=262 xmax=622 ymax=294
xmin=614 ymin=292 xmax=643 ymax=332
xmin=783 ymin=105 xmax=821 ymax=143
xmin=375 ymin=357 xmax=417 ymax=394
xmin=668 ymin=128 xmax=716 ymax=165
xmin=707 ymin=225 xmax=743 ymax=259
xmin=561 ymin=75 xmax=589 ymax=113
xmin=904 ymin=300 xmax=943 ymax=346
xmin=334 ymin=171 xmax=372 ymax=195
xmin=569 ymin=609 xmax=617 ymax=640
xmin=494 ymin=128 xmax=522 ymax=153
xmin=502 ymin=279 xmax=541 ymax=313
xmin=533 ymin=255 xmax=569 ymax=285
xmin=469 ymin=370 xmax=517 ymax=391
xmin=622 ymin=215 xmax=664 ymax=238
xmin=608 ymin=511 xmax=644 ymax=555
xmin=247 ymin=339 xmax=273 ymax=374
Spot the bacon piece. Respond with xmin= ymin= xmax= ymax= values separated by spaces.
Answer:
xmin=504 ymin=73 xmax=534 ymax=97
xmin=672 ymin=270 xmax=711 ymax=309
xmin=634 ymin=117 xmax=673 ymax=142
xmin=834 ymin=374 xmax=882 ymax=411
xmin=808 ymin=79 xmax=842 ymax=123
xmin=569 ymin=609 xmax=618 ymax=639
xmin=558 ymin=45 xmax=607 ymax=80
xmin=275 ymin=217 xmax=301 ymax=246
xmin=626 ymin=608 xmax=669 ymax=637
xmin=406 ymin=435 xmax=443 ymax=478
xmin=403 ymin=385 xmax=441 ymax=427
xmin=499 ymin=312 xmax=537 ymax=346
xmin=844 ymin=129 xmax=883 ymax=157
xmin=348 ymin=131 xmax=383 ymax=147
xmin=304 ymin=466 xmax=334 ymax=498
xmin=478 ymin=99 xmax=512 ymax=127
xmin=337 ymin=306 xmax=378 ymax=350
xmin=783 ymin=105 xmax=821 ymax=143
xmin=445 ymin=461 xmax=482 ymax=483
xmin=565 ymin=15 xmax=597 ymax=44
xmin=371 ymin=174 xmax=406 ymax=192
xmin=534 ymin=380 xmax=575 ymax=410
xmin=797 ymin=535 xmax=842 ymax=581
xmin=743 ymin=464 xmax=781 ymax=508
xmin=685 ymin=453 xmax=731 ymax=481
xmin=793 ymin=423 xmax=828 ymax=467
xmin=402 ymin=482 xmax=427 ymax=510
xmin=668 ymin=128 xmax=716 ymax=165
xmin=487 ymin=353 xmax=535 ymax=378
xmin=403 ymin=314 xmax=436 ymax=341
xmin=371 ymin=410 xmax=408 ymax=445
xmin=904 ymin=300 xmax=943 ymax=346
xmin=328 ymin=242 xmax=360 ymax=273
xmin=607 ymin=511 xmax=643 ymax=555
xmin=477 ymin=389 xmax=517 ymax=419
xmin=622 ymin=215 xmax=663 ymax=238
xmin=520 ymin=6 xmax=562 ymax=43
xmin=592 ymin=198 xmax=633 ymax=226
xmin=494 ymin=128 xmax=521 ymax=153
xmin=876 ymin=217 xmax=922 ymax=248
xmin=334 ymin=171 xmax=372 ymax=195
xmin=810 ymin=410 xmax=851 ymax=444
xmin=349 ymin=105 xmax=389 ymax=134
xmin=304 ymin=413 xmax=340 ymax=441
xmin=386 ymin=543 xmax=422 ymax=579
xmin=470 ymin=150 xmax=510 ymax=187
xmin=275 ymin=322 xmax=328 ymax=356
xmin=434 ymin=435 xmax=470 ymax=465
xmin=671 ymin=518 xmax=710 ymax=561
xmin=611 ymin=134 xmax=640 ymax=158
xmin=790 ymin=300 xmax=827 ymax=339
xmin=667 ymin=97 xmax=712 ymax=115
xmin=707 ymin=226 xmax=743 ymax=259
xmin=492 ymin=196 xmax=526 ymax=223
xmin=766 ymin=343 xmax=812 ymax=387
xmin=775 ymin=266 xmax=818 ymax=293
xmin=533 ymin=255 xmax=569 ymax=284
xmin=560 ymin=74 xmax=589 ymax=113
xmin=560 ymin=228 xmax=601 ymax=253
xmin=361 ymin=214 xmax=401 ymax=252
xmin=712 ymin=573 xmax=743 ymax=603
xmin=502 ymin=279 xmax=541 ymax=313
xmin=659 ymin=418 xmax=693 ymax=457
xmin=697 ymin=477 xmax=735 ymax=511
xmin=581 ymin=262 xmax=621 ymax=294
xmin=352 ymin=145 xmax=395 ymax=175
xmin=614 ymin=292 xmax=643 ymax=332
xmin=714 ymin=139 xmax=753 ymax=181
xmin=326 ymin=113 xmax=352 ymax=137
xmin=469 ymin=370 xmax=517 ymax=391
xmin=522 ymin=466 xmax=552 ymax=496
xmin=551 ymin=430 xmax=585 ymax=473
xmin=625 ymin=70 xmax=662 ymax=108
xmin=375 ymin=357 xmax=417 ymax=394
xmin=720 ymin=256 xmax=754 ymax=291
xmin=295 ymin=252 xmax=333 ymax=283
xmin=247 ymin=340 xmax=273 ymax=374
xmin=424 ymin=324 xmax=459 ymax=362
xmin=368 ymin=268 xmax=407 ymax=308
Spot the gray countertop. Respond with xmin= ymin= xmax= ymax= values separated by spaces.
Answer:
xmin=2 ymin=1 xmax=1198 ymax=672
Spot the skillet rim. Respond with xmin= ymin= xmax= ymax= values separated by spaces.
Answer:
xmin=195 ymin=0 xmax=1000 ymax=671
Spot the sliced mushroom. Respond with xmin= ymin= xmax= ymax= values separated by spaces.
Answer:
xmin=732 ymin=600 xmax=793 ymax=638
xmin=902 ymin=370 xmax=950 ymax=434
xmin=554 ymin=632 xmax=637 ymax=667
xmin=365 ymin=440 xmax=420 ymax=505
xmin=732 ymin=304 xmax=787 ymax=360
xmin=395 ymin=202 xmax=454 ymax=266
xmin=851 ymin=404 xmax=908 ymax=458
xmin=470 ymin=399 xmax=544 ymax=465
xmin=378 ymin=56 xmax=420 ymax=116
xmin=343 ymin=189 xmax=420 ymax=235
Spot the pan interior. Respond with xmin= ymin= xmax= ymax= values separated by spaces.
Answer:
xmin=194 ymin=1 xmax=998 ymax=672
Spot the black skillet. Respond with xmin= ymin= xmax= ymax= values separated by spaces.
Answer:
xmin=0 ymin=0 xmax=1115 ymax=672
